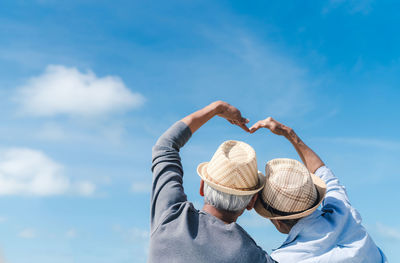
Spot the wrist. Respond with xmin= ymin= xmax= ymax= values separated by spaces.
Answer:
xmin=283 ymin=127 xmax=295 ymax=139
xmin=281 ymin=125 xmax=290 ymax=135
xmin=285 ymin=128 xmax=302 ymax=145
xmin=210 ymin=100 xmax=225 ymax=115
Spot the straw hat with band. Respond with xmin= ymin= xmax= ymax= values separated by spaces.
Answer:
xmin=197 ymin=140 xmax=265 ymax=196
xmin=255 ymin=158 xmax=327 ymax=220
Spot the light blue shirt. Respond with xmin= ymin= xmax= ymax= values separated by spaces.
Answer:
xmin=271 ymin=166 xmax=387 ymax=263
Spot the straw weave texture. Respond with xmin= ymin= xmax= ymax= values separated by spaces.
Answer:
xmin=261 ymin=158 xmax=317 ymax=213
xmin=205 ymin=140 xmax=259 ymax=190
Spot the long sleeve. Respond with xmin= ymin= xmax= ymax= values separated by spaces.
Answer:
xmin=271 ymin=166 xmax=387 ymax=263
xmin=314 ymin=166 xmax=351 ymax=210
xmin=150 ymin=121 xmax=192 ymax=231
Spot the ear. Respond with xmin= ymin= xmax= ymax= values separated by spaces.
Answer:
xmin=199 ymin=179 xmax=205 ymax=197
xmin=270 ymin=219 xmax=281 ymax=229
xmin=270 ymin=219 xmax=290 ymax=234
xmin=246 ymin=193 xmax=258 ymax=210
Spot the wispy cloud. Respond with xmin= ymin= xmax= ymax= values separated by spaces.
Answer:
xmin=75 ymin=181 xmax=96 ymax=196
xmin=15 ymin=65 xmax=145 ymax=117
xmin=323 ymin=0 xmax=374 ymax=15
xmin=0 ymin=216 xmax=6 ymax=223
xmin=18 ymin=228 xmax=36 ymax=239
xmin=199 ymin=27 xmax=316 ymax=118
xmin=0 ymin=148 xmax=95 ymax=196
xmin=34 ymin=121 xmax=130 ymax=147
xmin=376 ymin=222 xmax=400 ymax=241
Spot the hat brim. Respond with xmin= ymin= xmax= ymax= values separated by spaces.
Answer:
xmin=254 ymin=174 xmax=327 ymax=220
xmin=197 ymin=162 xmax=265 ymax=196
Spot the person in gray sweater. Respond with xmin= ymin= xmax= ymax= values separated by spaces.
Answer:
xmin=149 ymin=101 xmax=275 ymax=263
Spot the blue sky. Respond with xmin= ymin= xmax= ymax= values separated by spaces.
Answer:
xmin=0 ymin=0 xmax=399 ymax=262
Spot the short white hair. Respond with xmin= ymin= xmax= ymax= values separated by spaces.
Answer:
xmin=203 ymin=182 xmax=253 ymax=212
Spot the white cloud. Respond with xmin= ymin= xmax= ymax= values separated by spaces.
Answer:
xmin=0 ymin=148 xmax=95 ymax=196
xmin=18 ymin=228 xmax=36 ymax=239
xmin=131 ymin=182 xmax=151 ymax=194
xmin=0 ymin=216 xmax=6 ymax=223
xmin=0 ymin=148 xmax=68 ymax=195
xmin=16 ymin=65 xmax=145 ymax=117
xmin=376 ymin=222 xmax=400 ymax=241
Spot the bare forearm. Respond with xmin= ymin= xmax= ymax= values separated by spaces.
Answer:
xmin=181 ymin=101 xmax=249 ymax=134
xmin=180 ymin=102 xmax=221 ymax=134
xmin=284 ymin=128 xmax=324 ymax=173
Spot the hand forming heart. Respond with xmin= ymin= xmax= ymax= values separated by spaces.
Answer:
xmin=249 ymin=117 xmax=290 ymax=136
xmin=215 ymin=101 xmax=290 ymax=137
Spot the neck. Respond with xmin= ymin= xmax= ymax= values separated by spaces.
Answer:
xmin=202 ymin=204 xmax=241 ymax=224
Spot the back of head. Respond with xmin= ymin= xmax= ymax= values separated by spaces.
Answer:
xmin=203 ymin=182 xmax=253 ymax=212
xmin=197 ymin=140 xmax=265 ymax=202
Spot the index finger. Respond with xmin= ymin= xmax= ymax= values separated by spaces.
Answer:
xmin=238 ymin=123 xmax=250 ymax=132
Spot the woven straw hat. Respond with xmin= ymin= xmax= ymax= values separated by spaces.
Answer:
xmin=197 ymin=140 xmax=265 ymax=196
xmin=255 ymin=158 xmax=326 ymax=220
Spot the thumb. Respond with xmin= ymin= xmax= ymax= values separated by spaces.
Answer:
xmin=249 ymin=121 xmax=263 ymax=133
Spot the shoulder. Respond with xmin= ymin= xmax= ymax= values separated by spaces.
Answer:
xmin=151 ymin=201 xmax=198 ymax=234
xmin=314 ymin=166 xmax=335 ymax=180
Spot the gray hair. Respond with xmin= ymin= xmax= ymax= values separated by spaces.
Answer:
xmin=203 ymin=182 xmax=254 ymax=212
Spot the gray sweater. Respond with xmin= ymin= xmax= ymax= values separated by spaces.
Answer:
xmin=149 ymin=121 xmax=274 ymax=263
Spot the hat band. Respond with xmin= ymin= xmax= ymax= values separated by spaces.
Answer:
xmin=259 ymin=189 xmax=320 ymax=217
xmin=205 ymin=174 xmax=260 ymax=191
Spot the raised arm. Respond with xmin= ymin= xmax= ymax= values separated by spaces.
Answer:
xmin=249 ymin=117 xmax=323 ymax=173
xmin=151 ymin=101 xmax=249 ymax=231
xmin=181 ymin=100 xmax=250 ymax=133
xmin=250 ymin=117 xmax=353 ymax=209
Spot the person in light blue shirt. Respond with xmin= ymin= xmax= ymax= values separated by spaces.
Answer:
xmin=249 ymin=117 xmax=387 ymax=263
